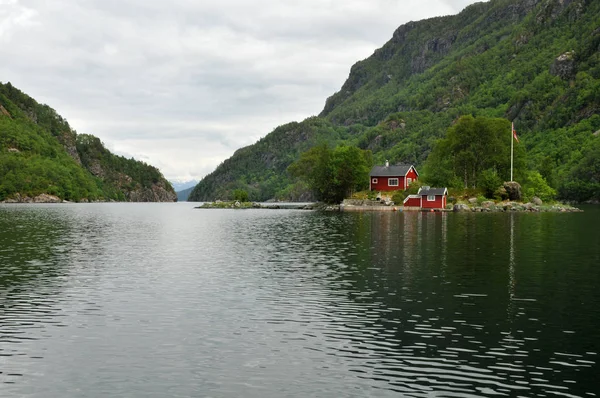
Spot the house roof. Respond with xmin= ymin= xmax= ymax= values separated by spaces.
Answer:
xmin=370 ymin=164 xmax=416 ymax=177
xmin=419 ymin=187 xmax=448 ymax=196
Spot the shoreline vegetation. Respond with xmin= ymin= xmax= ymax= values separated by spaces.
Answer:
xmin=195 ymin=199 xmax=582 ymax=213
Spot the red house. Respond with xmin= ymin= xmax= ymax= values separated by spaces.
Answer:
xmin=403 ymin=187 xmax=448 ymax=210
xmin=370 ymin=162 xmax=418 ymax=192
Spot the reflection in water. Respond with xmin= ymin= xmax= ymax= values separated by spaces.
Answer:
xmin=0 ymin=204 xmax=598 ymax=397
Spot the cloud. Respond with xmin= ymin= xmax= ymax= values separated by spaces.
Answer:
xmin=0 ymin=0 xmax=483 ymax=180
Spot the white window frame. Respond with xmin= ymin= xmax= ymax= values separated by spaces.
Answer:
xmin=388 ymin=178 xmax=399 ymax=187
xmin=407 ymin=177 xmax=412 ymax=186
xmin=427 ymin=195 xmax=436 ymax=201
xmin=372 ymin=178 xmax=378 ymax=184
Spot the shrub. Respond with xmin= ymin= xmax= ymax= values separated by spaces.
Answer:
xmin=232 ymin=189 xmax=249 ymax=202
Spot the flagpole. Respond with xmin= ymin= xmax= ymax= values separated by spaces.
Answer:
xmin=510 ymin=122 xmax=514 ymax=182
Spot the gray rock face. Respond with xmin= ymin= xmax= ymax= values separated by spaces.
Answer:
xmin=33 ymin=194 xmax=61 ymax=203
xmin=127 ymin=181 xmax=177 ymax=202
xmin=550 ymin=51 xmax=576 ymax=80
xmin=453 ymin=204 xmax=471 ymax=212
xmin=481 ymin=201 xmax=495 ymax=209
xmin=532 ymin=196 xmax=543 ymax=206
xmin=503 ymin=181 xmax=522 ymax=201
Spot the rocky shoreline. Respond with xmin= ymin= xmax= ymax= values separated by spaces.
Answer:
xmin=1 ymin=193 xmax=65 ymax=203
xmin=340 ymin=198 xmax=582 ymax=213
xmin=194 ymin=201 xmax=330 ymax=210
xmin=451 ymin=201 xmax=582 ymax=213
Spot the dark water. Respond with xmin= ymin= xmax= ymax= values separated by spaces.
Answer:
xmin=0 ymin=203 xmax=598 ymax=397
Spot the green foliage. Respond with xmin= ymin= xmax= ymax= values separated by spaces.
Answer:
xmin=190 ymin=0 xmax=600 ymax=202
xmin=522 ymin=171 xmax=557 ymax=202
xmin=558 ymin=137 xmax=600 ymax=202
xmin=391 ymin=190 xmax=406 ymax=205
xmin=288 ymin=144 xmax=372 ymax=204
xmin=425 ymin=116 xmax=523 ymax=188
xmin=479 ymin=168 xmax=504 ymax=199
xmin=0 ymin=82 xmax=174 ymax=202
xmin=232 ymin=189 xmax=249 ymax=202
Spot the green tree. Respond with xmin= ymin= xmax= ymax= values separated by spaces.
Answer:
xmin=232 ymin=189 xmax=249 ymax=202
xmin=424 ymin=116 xmax=524 ymax=188
xmin=288 ymin=144 xmax=372 ymax=203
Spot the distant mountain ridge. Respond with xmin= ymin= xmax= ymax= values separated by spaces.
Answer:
xmin=170 ymin=179 xmax=199 ymax=192
xmin=0 ymin=82 xmax=177 ymax=202
xmin=189 ymin=0 xmax=600 ymax=202
xmin=176 ymin=186 xmax=195 ymax=202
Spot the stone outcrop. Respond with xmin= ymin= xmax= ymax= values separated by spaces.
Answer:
xmin=127 ymin=181 xmax=177 ymax=202
xmin=453 ymin=204 xmax=471 ymax=212
xmin=0 ymin=104 xmax=11 ymax=118
xmin=550 ymin=51 xmax=576 ymax=80
xmin=1 ymin=193 xmax=61 ymax=203
xmin=503 ymin=181 xmax=522 ymax=201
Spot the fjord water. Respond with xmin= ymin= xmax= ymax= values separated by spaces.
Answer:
xmin=1 ymin=204 xmax=598 ymax=397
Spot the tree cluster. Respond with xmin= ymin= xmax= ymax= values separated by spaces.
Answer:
xmin=288 ymin=144 xmax=372 ymax=204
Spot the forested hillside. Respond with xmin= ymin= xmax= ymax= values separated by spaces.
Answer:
xmin=0 ymin=82 xmax=176 ymax=202
xmin=189 ymin=0 xmax=600 ymax=203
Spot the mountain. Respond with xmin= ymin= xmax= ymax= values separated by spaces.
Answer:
xmin=189 ymin=0 xmax=600 ymax=203
xmin=0 ymin=82 xmax=176 ymax=202
xmin=170 ymin=179 xmax=199 ymax=192
xmin=176 ymin=186 xmax=195 ymax=202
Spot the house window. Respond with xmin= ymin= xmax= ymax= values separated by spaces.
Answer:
xmin=388 ymin=178 xmax=399 ymax=186
xmin=372 ymin=178 xmax=378 ymax=184
xmin=427 ymin=195 xmax=436 ymax=201
xmin=407 ymin=178 xmax=412 ymax=185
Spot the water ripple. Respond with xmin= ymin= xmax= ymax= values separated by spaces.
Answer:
xmin=0 ymin=204 xmax=598 ymax=397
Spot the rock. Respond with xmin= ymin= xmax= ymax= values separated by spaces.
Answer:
xmin=481 ymin=201 xmax=495 ymax=209
xmin=523 ymin=202 xmax=533 ymax=210
xmin=234 ymin=201 xmax=241 ymax=208
xmin=468 ymin=197 xmax=478 ymax=205
xmin=550 ymin=51 xmax=576 ymax=80
xmin=503 ymin=181 xmax=522 ymax=201
xmin=532 ymin=196 xmax=543 ymax=206
xmin=0 ymin=104 xmax=11 ymax=118
xmin=453 ymin=204 xmax=470 ymax=212
xmin=33 ymin=194 xmax=61 ymax=203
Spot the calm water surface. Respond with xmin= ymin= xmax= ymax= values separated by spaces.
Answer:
xmin=0 ymin=203 xmax=599 ymax=397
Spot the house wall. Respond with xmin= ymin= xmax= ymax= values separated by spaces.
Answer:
xmin=404 ymin=168 xmax=419 ymax=189
xmin=421 ymin=194 xmax=446 ymax=209
xmin=371 ymin=176 xmax=403 ymax=191
xmin=404 ymin=196 xmax=421 ymax=207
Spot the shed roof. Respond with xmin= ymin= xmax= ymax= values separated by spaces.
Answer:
xmin=419 ymin=187 xmax=448 ymax=196
xmin=370 ymin=164 xmax=416 ymax=177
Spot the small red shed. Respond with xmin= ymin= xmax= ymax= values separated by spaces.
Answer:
xmin=370 ymin=162 xmax=418 ymax=192
xmin=403 ymin=187 xmax=448 ymax=210
xmin=420 ymin=187 xmax=448 ymax=210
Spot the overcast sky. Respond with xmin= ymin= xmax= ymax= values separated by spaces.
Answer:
xmin=1 ymin=0 xmax=481 ymax=182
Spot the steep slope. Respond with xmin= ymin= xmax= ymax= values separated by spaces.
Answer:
xmin=0 ymin=82 xmax=176 ymax=202
xmin=189 ymin=0 xmax=600 ymax=202
xmin=176 ymin=186 xmax=195 ymax=201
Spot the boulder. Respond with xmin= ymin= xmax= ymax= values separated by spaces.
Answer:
xmin=532 ymin=196 xmax=543 ymax=206
xmin=468 ymin=197 xmax=478 ymax=205
xmin=550 ymin=51 xmax=576 ymax=80
xmin=481 ymin=201 xmax=495 ymax=209
xmin=503 ymin=181 xmax=522 ymax=201
xmin=453 ymin=204 xmax=470 ymax=212
xmin=33 ymin=194 xmax=61 ymax=203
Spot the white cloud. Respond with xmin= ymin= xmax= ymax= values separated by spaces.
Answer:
xmin=0 ymin=0 xmax=483 ymax=180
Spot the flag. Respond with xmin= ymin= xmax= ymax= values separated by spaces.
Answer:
xmin=512 ymin=122 xmax=519 ymax=143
